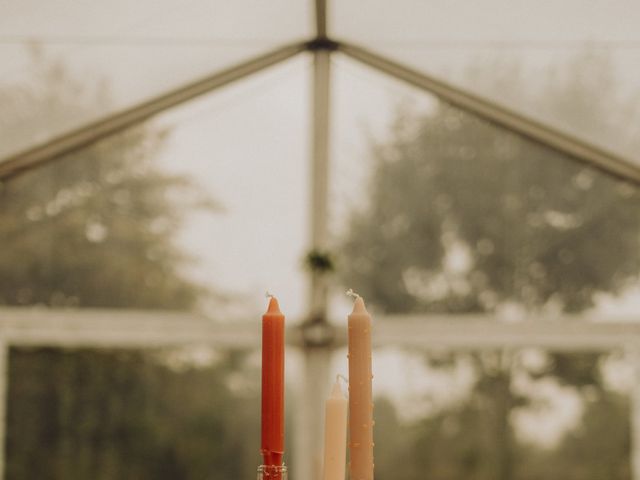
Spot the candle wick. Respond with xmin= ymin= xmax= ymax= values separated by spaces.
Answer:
xmin=345 ymin=288 xmax=360 ymax=299
xmin=265 ymin=290 xmax=275 ymax=299
xmin=335 ymin=374 xmax=349 ymax=398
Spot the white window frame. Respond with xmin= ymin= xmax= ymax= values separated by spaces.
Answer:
xmin=0 ymin=308 xmax=639 ymax=479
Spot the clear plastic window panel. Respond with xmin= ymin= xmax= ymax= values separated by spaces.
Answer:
xmin=332 ymin=0 xmax=640 ymax=160
xmin=330 ymin=54 xmax=640 ymax=320
xmin=0 ymin=0 xmax=312 ymax=158
xmin=7 ymin=346 xmax=266 ymax=479
xmin=330 ymin=345 xmax=633 ymax=480
xmin=0 ymin=54 xmax=311 ymax=319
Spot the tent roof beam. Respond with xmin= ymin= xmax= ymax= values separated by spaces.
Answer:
xmin=0 ymin=42 xmax=307 ymax=180
xmin=339 ymin=41 xmax=640 ymax=185
xmin=0 ymin=35 xmax=638 ymax=186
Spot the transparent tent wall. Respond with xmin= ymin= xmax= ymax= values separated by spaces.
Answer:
xmin=328 ymin=51 xmax=640 ymax=480
xmin=332 ymin=0 xmax=640 ymax=161
xmin=330 ymin=53 xmax=640 ymax=320
xmin=7 ymin=346 xmax=263 ymax=479
xmin=330 ymin=345 xmax=634 ymax=480
xmin=0 ymin=49 xmax=313 ymax=479
xmin=2 ymin=1 xmax=640 ymax=478
xmin=0 ymin=0 xmax=313 ymax=159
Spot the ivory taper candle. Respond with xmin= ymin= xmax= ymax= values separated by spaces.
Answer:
xmin=347 ymin=291 xmax=374 ymax=480
xmin=322 ymin=376 xmax=348 ymax=480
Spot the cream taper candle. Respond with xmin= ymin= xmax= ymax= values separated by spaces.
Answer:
xmin=322 ymin=376 xmax=348 ymax=480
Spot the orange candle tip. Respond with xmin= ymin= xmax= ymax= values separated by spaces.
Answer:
xmin=351 ymin=296 xmax=368 ymax=315
xmin=266 ymin=296 xmax=281 ymax=314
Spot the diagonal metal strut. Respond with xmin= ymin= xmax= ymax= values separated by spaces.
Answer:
xmin=1 ymin=37 xmax=639 ymax=186
xmin=0 ymin=42 xmax=307 ymax=180
xmin=339 ymin=41 xmax=640 ymax=185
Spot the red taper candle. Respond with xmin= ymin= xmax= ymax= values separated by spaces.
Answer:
xmin=261 ymin=295 xmax=285 ymax=468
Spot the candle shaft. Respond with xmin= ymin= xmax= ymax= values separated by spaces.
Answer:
xmin=347 ymin=297 xmax=374 ymax=480
xmin=322 ymin=379 xmax=348 ymax=480
xmin=261 ymin=297 xmax=285 ymax=468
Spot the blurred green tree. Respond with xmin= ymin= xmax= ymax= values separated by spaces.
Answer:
xmin=0 ymin=50 xmax=258 ymax=479
xmin=341 ymin=51 xmax=640 ymax=480
xmin=8 ymin=348 xmax=260 ymax=480
xmin=0 ymin=49 xmax=214 ymax=309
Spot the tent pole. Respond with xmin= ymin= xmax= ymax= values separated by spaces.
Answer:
xmin=295 ymin=45 xmax=332 ymax=480
xmin=315 ymin=0 xmax=328 ymax=39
